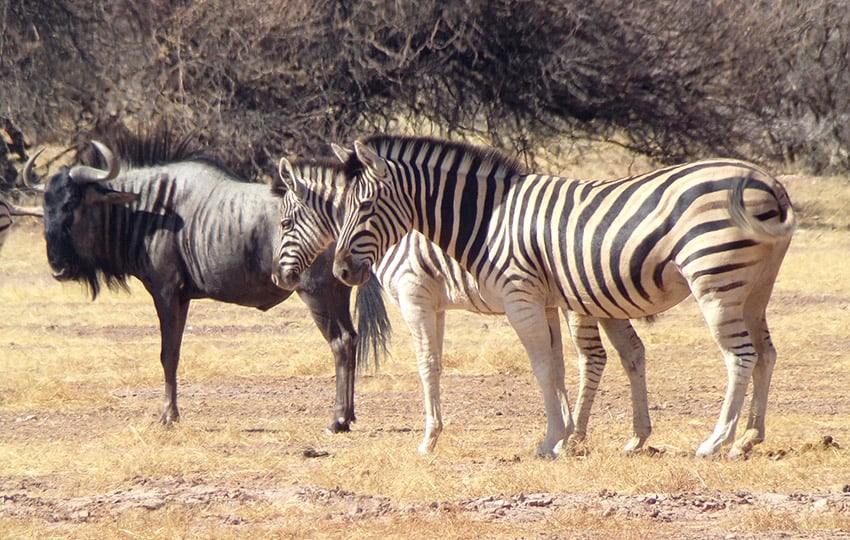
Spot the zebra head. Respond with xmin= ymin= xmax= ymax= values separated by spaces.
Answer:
xmin=333 ymin=139 xmax=412 ymax=287
xmin=270 ymin=155 xmax=351 ymax=290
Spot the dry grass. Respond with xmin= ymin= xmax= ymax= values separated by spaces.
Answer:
xmin=1 ymin=163 xmax=849 ymax=539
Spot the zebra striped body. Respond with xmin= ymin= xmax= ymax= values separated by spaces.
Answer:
xmin=272 ymin=157 xmax=651 ymax=454
xmin=0 ymin=199 xmax=43 ymax=253
xmin=0 ymin=200 xmax=13 ymax=251
xmin=334 ymin=135 xmax=796 ymax=457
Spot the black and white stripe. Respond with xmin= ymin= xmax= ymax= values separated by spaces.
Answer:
xmin=334 ymin=135 xmax=796 ymax=457
xmin=0 ymin=198 xmax=42 ymax=252
xmin=273 ymin=156 xmax=650 ymax=455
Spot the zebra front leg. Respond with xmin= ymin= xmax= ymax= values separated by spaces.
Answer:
xmin=564 ymin=311 xmax=606 ymax=451
xmin=599 ymin=318 xmax=651 ymax=453
xmin=397 ymin=293 xmax=445 ymax=454
xmin=506 ymin=302 xmax=572 ymax=458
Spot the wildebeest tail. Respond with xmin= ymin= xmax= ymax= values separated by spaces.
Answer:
xmin=355 ymin=271 xmax=392 ymax=373
xmin=728 ymin=174 xmax=797 ymax=241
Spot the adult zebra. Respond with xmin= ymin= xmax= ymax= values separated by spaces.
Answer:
xmin=271 ymin=153 xmax=651 ymax=455
xmin=333 ymin=135 xmax=796 ymax=458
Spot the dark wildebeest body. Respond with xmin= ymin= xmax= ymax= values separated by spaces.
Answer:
xmin=26 ymin=134 xmax=389 ymax=431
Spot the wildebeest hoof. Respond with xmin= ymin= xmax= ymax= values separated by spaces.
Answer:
xmin=326 ymin=420 xmax=352 ymax=434
xmin=159 ymin=411 xmax=180 ymax=426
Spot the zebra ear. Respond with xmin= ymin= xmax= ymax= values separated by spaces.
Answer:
xmin=354 ymin=141 xmax=389 ymax=181
xmin=276 ymin=157 xmax=304 ymax=199
xmin=331 ymin=143 xmax=353 ymax=163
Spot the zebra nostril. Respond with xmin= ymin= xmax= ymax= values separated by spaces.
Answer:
xmin=333 ymin=252 xmax=353 ymax=283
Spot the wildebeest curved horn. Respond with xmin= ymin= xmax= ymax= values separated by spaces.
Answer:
xmin=22 ymin=146 xmax=45 ymax=187
xmin=68 ymin=140 xmax=120 ymax=183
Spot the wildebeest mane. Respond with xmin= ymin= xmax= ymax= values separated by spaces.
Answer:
xmin=79 ymin=122 xmax=235 ymax=176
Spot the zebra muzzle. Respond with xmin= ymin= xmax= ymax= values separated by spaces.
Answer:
xmin=271 ymin=267 xmax=301 ymax=290
xmin=333 ymin=250 xmax=370 ymax=286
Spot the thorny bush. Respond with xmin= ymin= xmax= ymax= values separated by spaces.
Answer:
xmin=1 ymin=0 xmax=848 ymax=189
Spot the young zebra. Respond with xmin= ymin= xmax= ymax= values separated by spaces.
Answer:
xmin=333 ymin=135 xmax=796 ymax=458
xmin=0 ymin=198 xmax=43 ymax=253
xmin=271 ymin=152 xmax=651 ymax=456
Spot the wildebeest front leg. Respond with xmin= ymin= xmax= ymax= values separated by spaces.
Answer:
xmin=299 ymin=288 xmax=358 ymax=432
xmin=152 ymin=293 xmax=190 ymax=424
xmin=297 ymin=248 xmax=358 ymax=433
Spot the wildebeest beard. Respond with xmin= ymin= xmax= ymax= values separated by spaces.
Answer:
xmin=43 ymin=170 xmax=130 ymax=300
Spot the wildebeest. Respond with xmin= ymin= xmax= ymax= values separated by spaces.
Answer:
xmin=0 ymin=198 xmax=43 ymax=252
xmin=24 ymin=127 xmax=390 ymax=431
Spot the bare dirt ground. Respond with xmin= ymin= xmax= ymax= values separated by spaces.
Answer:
xmin=2 ymin=370 xmax=850 ymax=539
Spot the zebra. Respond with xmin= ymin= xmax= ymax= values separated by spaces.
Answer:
xmin=332 ymin=135 xmax=796 ymax=458
xmin=271 ymin=151 xmax=651 ymax=455
xmin=0 ymin=198 xmax=43 ymax=253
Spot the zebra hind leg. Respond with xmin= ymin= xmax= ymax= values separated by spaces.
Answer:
xmin=599 ymin=318 xmax=651 ymax=453
xmin=730 ymin=314 xmax=776 ymax=458
xmin=731 ymin=250 xmax=786 ymax=457
xmin=546 ymin=307 xmax=573 ymax=455
xmin=695 ymin=302 xmax=758 ymax=457
xmin=564 ymin=312 xmax=606 ymax=454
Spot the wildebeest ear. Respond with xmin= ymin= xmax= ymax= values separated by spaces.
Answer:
xmin=354 ymin=141 xmax=389 ymax=181
xmin=331 ymin=143 xmax=353 ymax=163
xmin=84 ymin=190 xmax=140 ymax=206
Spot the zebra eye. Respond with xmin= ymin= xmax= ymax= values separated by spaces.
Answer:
xmin=359 ymin=200 xmax=374 ymax=213
xmin=280 ymin=218 xmax=293 ymax=231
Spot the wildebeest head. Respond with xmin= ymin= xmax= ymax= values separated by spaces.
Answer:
xmin=24 ymin=142 xmax=140 ymax=297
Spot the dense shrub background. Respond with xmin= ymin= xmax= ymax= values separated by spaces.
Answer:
xmin=1 ymin=0 xmax=848 ymax=186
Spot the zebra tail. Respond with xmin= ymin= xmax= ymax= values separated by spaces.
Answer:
xmin=728 ymin=174 xmax=797 ymax=242
xmin=354 ymin=271 xmax=392 ymax=374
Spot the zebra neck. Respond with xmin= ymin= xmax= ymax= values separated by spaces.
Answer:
xmin=412 ymin=170 xmax=514 ymax=273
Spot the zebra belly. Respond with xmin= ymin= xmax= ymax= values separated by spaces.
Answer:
xmin=556 ymin=262 xmax=692 ymax=319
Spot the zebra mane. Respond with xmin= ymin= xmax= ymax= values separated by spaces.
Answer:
xmin=272 ymin=156 xmax=352 ymax=199
xmin=358 ymin=134 xmax=528 ymax=177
